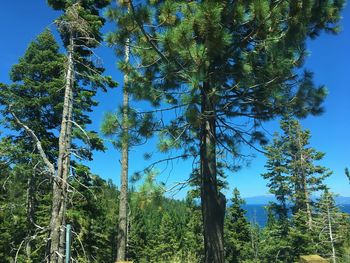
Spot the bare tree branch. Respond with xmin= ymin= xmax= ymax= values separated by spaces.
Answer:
xmin=8 ymin=106 xmax=56 ymax=176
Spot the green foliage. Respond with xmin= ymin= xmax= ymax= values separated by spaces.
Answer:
xmin=0 ymin=30 xmax=64 ymax=160
xmin=263 ymin=116 xmax=331 ymax=217
xmin=0 ymin=165 xmax=28 ymax=262
xmin=260 ymin=117 xmax=350 ymax=262
xmin=101 ymin=110 xmax=155 ymax=149
xmin=67 ymin=174 xmax=119 ymax=262
xmin=182 ymin=196 xmax=204 ymax=262
xmin=127 ymin=176 xmax=202 ymax=263
xmin=106 ymin=12 xmax=346 ymax=262
xmin=0 ymin=1 xmax=116 ymax=259
xmin=0 ymin=31 xmax=65 ymax=262
xmin=224 ymin=188 xmax=252 ymax=263
xmin=106 ymin=0 xmax=345 ymax=167
xmin=47 ymin=0 xmax=117 ymax=130
xmin=313 ymin=190 xmax=350 ymax=261
xmin=260 ymin=215 xmax=293 ymax=263
xmin=1 ymin=1 xmax=349 ymax=263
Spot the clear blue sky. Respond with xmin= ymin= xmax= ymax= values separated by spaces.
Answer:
xmin=1 ymin=1 xmax=349 ymax=199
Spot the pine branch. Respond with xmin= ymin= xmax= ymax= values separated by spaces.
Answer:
xmin=217 ymin=116 xmax=267 ymax=154
xmin=132 ymin=153 xmax=195 ymax=181
xmin=136 ymin=104 xmax=188 ymax=114
xmin=164 ymin=177 xmax=195 ymax=197
xmin=129 ymin=0 xmax=189 ymax=76
xmin=129 ymin=0 xmax=169 ymax=63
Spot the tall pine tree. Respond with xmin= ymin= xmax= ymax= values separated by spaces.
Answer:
xmin=262 ymin=116 xmax=333 ymax=261
xmin=45 ymin=1 xmax=115 ymax=262
xmin=108 ymin=1 xmax=345 ymax=261
xmin=104 ymin=1 xmax=132 ymax=260
xmin=0 ymin=30 xmax=65 ymax=262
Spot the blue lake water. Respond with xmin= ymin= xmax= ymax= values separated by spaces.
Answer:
xmin=243 ymin=204 xmax=350 ymax=227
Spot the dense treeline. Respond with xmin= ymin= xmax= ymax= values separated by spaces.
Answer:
xmin=2 ymin=164 xmax=350 ymax=262
xmin=0 ymin=0 xmax=349 ymax=262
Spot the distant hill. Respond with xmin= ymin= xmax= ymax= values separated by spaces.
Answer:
xmin=334 ymin=196 xmax=350 ymax=205
xmin=243 ymin=195 xmax=350 ymax=205
xmin=244 ymin=195 xmax=276 ymax=205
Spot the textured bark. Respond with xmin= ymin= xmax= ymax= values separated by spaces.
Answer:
xmin=200 ymin=83 xmax=226 ymax=263
xmin=48 ymin=33 xmax=74 ymax=263
xmin=116 ymin=34 xmax=130 ymax=262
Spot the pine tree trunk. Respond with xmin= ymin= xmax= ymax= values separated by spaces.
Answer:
xmin=250 ymin=225 xmax=259 ymax=261
xmin=301 ymin=166 xmax=312 ymax=230
xmin=116 ymin=36 xmax=130 ymax=262
xmin=304 ymin=180 xmax=313 ymax=229
xmin=326 ymin=197 xmax=336 ymax=263
xmin=297 ymin=135 xmax=313 ymax=229
xmin=300 ymin=154 xmax=312 ymax=229
xmin=48 ymin=33 xmax=74 ymax=263
xmin=200 ymin=83 xmax=226 ymax=263
xmin=26 ymin=173 xmax=36 ymax=261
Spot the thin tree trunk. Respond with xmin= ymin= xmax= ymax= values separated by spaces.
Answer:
xmin=26 ymin=172 xmax=36 ymax=261
xmin=116 ymin=33 xmax=130 ymax=262
xmin=303 ymin=177 xmax=313 ymax=229
xmin=327 ymin=197 xmax=336 ymax=263
xmin=250 ymin=225 xmax=259 ymax=262
xmin=297 ymin=133 xmax=312 ymax=229
xmin=48 ymin=32 xmax=74 ymax=263
xmin=200 ymin=83 xmax=226 ymax=263
xmin=300 ymin=152 xmax=312 ymax=229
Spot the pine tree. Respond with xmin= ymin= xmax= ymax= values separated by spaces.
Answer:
xmin=45 ymin=2 xmax=116 ymax=262
xmin=104 ymin=1 xmax=132 ymax=260
xmin=263 ymin=116 xmax=331 ymax=227
xmin=183 ymin=194 xmax=204 ymax=262
xmin=1 ymin=4 xmax=115 ymax=262
xmin=116 ymin=30 xmax=131 ymax=263
xmin=282 ymin=117 xmax=331 ymax=228
xmin=154 ymin=212 xmax=180 ymax=260
xmin=249 ymin=221 xmax=262 ymax=263
xmin=260 ymin=207 xmax=293 ymax=263
xmin=262 ymin=116 xmax=333 ymax=261
xmin=127 ymin=202 xmax=148 ymax=262
xmin=128 ymin=173 xmax=164 ymax=262
xmin=0 ymin=25 xmax=115 ymax=261
xmin=224 ymin=188 xmax=251 ymax=263
xmin=0 ymin=30 xmax=65 ymax=262
xmin=66 ymin=170 xmax=120 ymax=262
xmin=313 ymin=190 xmax=349 ymax=263
xmin=262 ymin=135 xmax=290 ymax=222
xmin=103 ymin=2 xmax=158 ymax=260
xmin=108 ymin=1 xmax=345 ymax=261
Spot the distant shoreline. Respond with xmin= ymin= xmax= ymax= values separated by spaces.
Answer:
xmin=242 ymin=203 xmax=350 ymax=227
xmin=243 ymin=195 xmax=350 ymax=206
